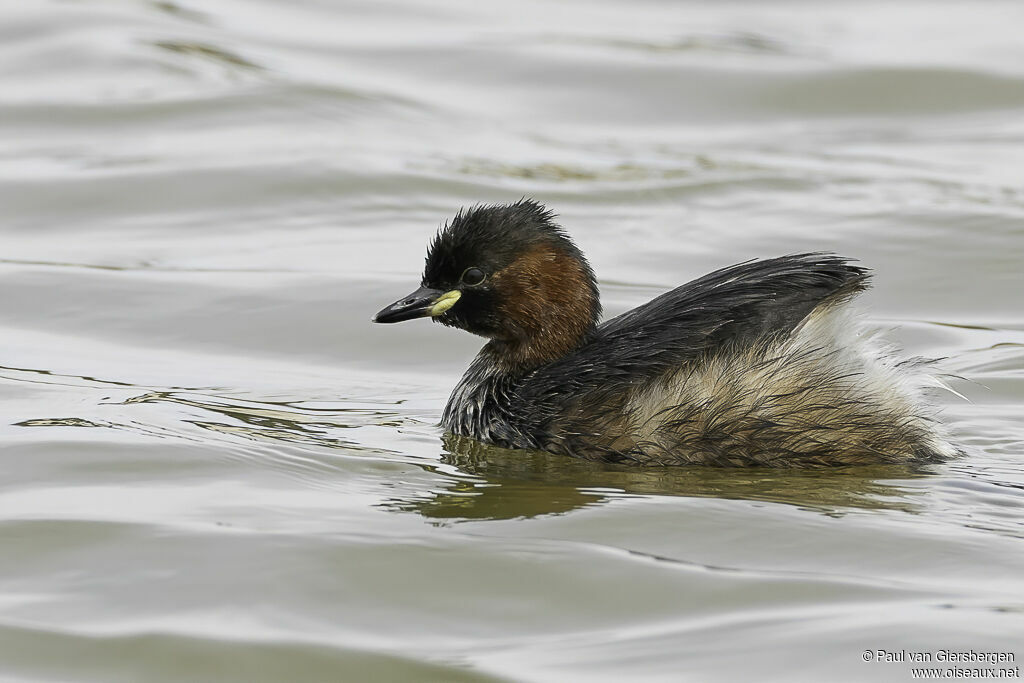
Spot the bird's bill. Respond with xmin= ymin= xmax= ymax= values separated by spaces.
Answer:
xmin=372 ymin=286 xmax=461 ymax=323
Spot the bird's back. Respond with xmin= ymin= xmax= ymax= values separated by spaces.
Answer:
xmin=494 ymin=254 xmax=957 ymax=466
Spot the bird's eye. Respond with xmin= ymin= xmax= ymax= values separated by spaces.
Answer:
xmin=461 ymin=267 xmax=486 ymax=286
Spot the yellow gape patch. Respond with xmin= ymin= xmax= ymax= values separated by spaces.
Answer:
xmin=429 ymin=290 xmax=461 ymax=316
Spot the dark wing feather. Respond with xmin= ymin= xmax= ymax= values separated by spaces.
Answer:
xmin=514 ymin=253 xmax=869 ymax=412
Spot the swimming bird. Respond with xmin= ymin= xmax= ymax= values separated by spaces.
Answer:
xmin=373 ymin=200 xmax=958 ymax=467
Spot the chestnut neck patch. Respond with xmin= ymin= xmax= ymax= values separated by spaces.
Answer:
xmin=486 ymin=242 xmax=600 ymax=371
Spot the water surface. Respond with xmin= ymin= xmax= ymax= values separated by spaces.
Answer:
xmin=2 ymin=1 xmax=1023 ymax=681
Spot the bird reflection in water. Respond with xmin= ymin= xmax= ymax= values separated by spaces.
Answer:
xmin=385 ymin=434 xmax=935 ymax=522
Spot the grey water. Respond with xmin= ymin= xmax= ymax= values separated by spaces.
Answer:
xmin=1 ymin=1 xmax=1022 ymax=681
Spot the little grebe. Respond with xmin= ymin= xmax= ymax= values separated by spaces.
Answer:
xmin=373 ymin=200 xmax=958 ymax=467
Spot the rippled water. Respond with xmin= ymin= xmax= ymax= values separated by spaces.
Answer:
xmin=2 ymin=1 xmax=1023 ymax=681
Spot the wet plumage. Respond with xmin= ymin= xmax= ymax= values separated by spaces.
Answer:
xmin=374 ymin=200 xmax=958 ymax=467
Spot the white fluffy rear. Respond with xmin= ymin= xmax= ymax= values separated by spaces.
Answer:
xmin=622 ymin=304 xmax=959 ymax=466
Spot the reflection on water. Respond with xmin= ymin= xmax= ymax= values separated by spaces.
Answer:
xmin=119 ymin=390 xmax=406 ymax=456
xmin=15 ymin=417 xmax=108 ymax=428
xmin=387 ymin=434 xmax=931 ymax=522
xmin=149 ymin=0 xmax=210 ymax=24
xmin=151 ymin=41 xmax=264 ymax=71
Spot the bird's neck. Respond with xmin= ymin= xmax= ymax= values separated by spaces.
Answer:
xmin=486 ymin=242 xmax=601 ymax=372
xmin=482 ymin=325 xmax=594 ymax=374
